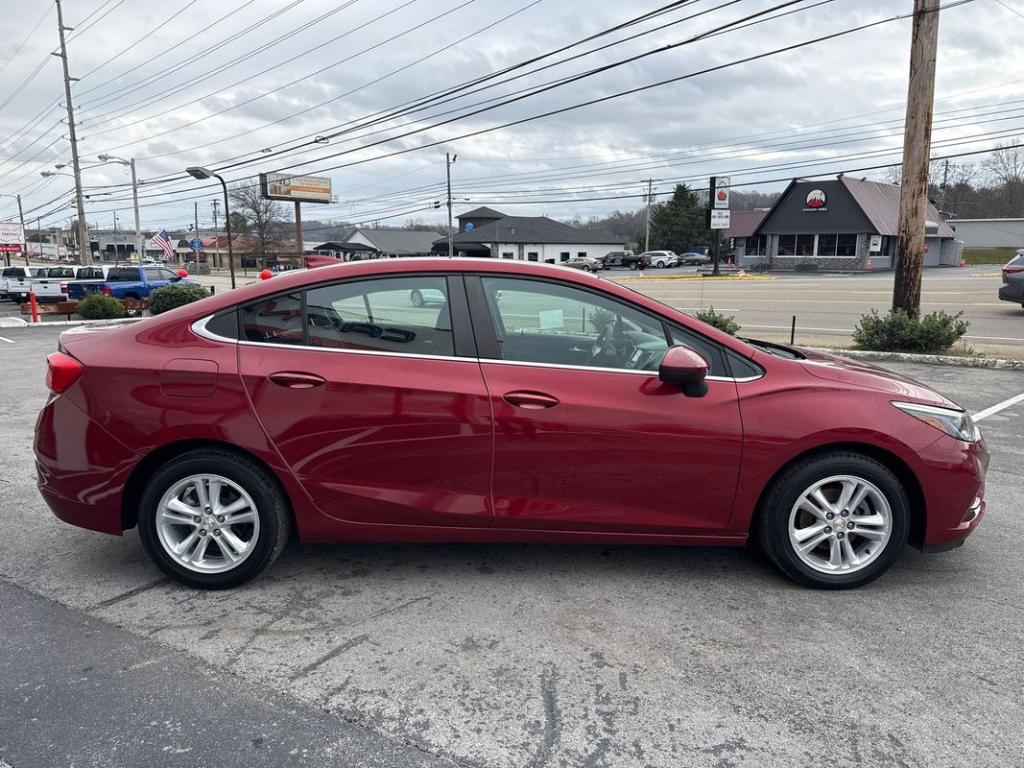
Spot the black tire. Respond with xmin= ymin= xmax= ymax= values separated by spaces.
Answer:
xmin=656 ymin=261 xmax=666 ymax=269
xmin=582 ymin=265 xmax=591 ymax=272
xmin=410 ymin=288 xmax=424 ymax=307
xmin=756 ymin=451 xmax=910 ymax=589
xmin=137 ymin=448 xmax=291 ymax=589
xmin=629 ymin=262 xmax=638 ymax=270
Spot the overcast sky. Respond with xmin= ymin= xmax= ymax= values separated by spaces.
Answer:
xmin=0 ymin=0 xmax=1020 ymax=235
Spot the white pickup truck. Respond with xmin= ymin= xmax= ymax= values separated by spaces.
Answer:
xmin=3 ymin=265 xmax=111 ymax=303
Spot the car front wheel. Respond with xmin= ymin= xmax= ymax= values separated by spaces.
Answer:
xmin=410 ymin=288 xmax=424 ymax=307
xmin=137 ymin=448 xmax=291 ymax=589
xmin=756 ymin=451 xmax=909 ymax=589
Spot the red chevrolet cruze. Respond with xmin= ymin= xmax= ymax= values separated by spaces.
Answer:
xmin=35 ymin=258 xmax=988 ymax=589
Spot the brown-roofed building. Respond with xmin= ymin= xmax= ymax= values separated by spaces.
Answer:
xmin=738 ymin=176 xmax=959 ymax=271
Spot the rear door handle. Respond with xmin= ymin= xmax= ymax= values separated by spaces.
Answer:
xmin=503 ymin=390 xmax=560 ymax=410
xmin=269 ymin=371 xmax=326 ymax=389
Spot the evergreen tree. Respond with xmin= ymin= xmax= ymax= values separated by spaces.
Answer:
xmin=649 ymin=184 xmax=710 ymax=253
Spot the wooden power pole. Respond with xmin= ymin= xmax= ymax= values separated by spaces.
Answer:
xmin=892 ymin=0 xmax=940 ymax=315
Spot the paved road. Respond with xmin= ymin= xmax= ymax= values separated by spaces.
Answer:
xmin=4 ymin=265 xmax=1021 ymax=359
xmin=612 ymin=266 xmax=1023 ymax=358
xmin=1 ymin=326 xmax=1022 ymax=767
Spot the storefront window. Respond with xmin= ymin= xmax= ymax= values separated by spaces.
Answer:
xmin=796 ymin=234 xmax=815 ymax=256
xmin=818 ymin=234 xmax=837 ymax=256
xmin=777 ymin=234 xmax=796 ymax=256
xmin=745 ymin=235 xmax=767 ymax=256
xmin=837 ymin=234 xmax=858 ymax=256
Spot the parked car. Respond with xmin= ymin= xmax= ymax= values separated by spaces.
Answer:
xmin=2 ymin=265 xmax=39 ymax=301
xmin=998 ymin=250 xmax=1024 ymax=308
xmin=562 ymin=256 xmax=604 ymax=272
xmin=640 ymin=250 xmax=680 ymax=268
xmin=66 ymin=265 xmax=195 ymax=302
xmin=678 ymin=252 xmax=712 ymax=266
xmin=602 ymin=251 xmax=645 ymax=270
xmin=36 ymin=258 xmax=988 ymax=590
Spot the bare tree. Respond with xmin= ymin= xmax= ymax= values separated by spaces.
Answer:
xmin=982 ymin=141 xmax=1024 ymax=185
xmin=229 ymin=183 xmax=288 ymax=258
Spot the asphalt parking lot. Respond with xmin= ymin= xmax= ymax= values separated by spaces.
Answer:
xmin=0 ymin=325 xmax=1022 ymax=768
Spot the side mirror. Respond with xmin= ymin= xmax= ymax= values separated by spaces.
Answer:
xmin=659 ymin=345 xmax=709 ymax=397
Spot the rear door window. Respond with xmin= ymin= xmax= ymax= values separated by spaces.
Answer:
xmin=242 ymin=293 xmax=304 ymax=345
xmin=304 ymin=276 xmax=453 ymax=357
xmin=108 ymin=267 xmax=140 ymax=281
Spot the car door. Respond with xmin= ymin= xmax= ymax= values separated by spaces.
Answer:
xmin=237 ymin=273 xmax=494 ymax=529
xmin=467 ymin=274 xmax=744 ymax=535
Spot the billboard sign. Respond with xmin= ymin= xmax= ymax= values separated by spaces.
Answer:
xmin=0 ymin=222 xmax=24 ymax=245
xmin=260 ymin=172 xmax=332 ymax=204
xmin=710 ymin=176 xmax=730 ymax=210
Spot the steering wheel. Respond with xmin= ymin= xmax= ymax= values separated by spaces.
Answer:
xmin=588 ymin=319 xmax=634 ymax=367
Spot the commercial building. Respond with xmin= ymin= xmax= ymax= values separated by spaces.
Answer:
xmin=948 ymin=218 xmax=1024 ymax=250
xmin=344 ymin=228 xmax=443 ymax=258
xmin=437 ymin=207 xmax=625 ymax=262
xmin=734 ymin=176 xmax=959 ymax=270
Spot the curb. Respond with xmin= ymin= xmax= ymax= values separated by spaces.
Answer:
xmin=614 ymin=274 xmax=775 ymax=281
xmin=806 ymin=347 xmax=1024 ymax=371
xmin=2 ymin=317 xmax=143 ymax=329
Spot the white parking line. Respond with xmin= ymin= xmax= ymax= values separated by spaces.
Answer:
xmin=0 ymin=335 xmax=13 ymax=344
xmin=974 ymin=392 xmax=1024 ymax=422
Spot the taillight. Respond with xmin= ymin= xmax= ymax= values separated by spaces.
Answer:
xmin=102 ymin=286 xmax=112 ymax=296
xmin=46 ymin=352 xmax=83 ymax=394
xmin=1004 ymin=266 xmax=1023 ymax=275
xmin=60 ymin=282 xmax=68 ymax=294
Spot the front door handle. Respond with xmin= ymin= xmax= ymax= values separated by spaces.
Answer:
xmin=269 ymin=371 xmax=326 ymax=389
xmin=503 ymin=390 xmax=560 ymax=410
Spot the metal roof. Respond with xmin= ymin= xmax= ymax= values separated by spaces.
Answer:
xmin=347 ymin=229 xmax=444 ymax=254
xmin=457 ymin=206 xmax=506 ymax=219
xmin=840 ymin=177 xmax=954 ymax=238
xmin=725 ymin=209 xmax=769 ymax=239
xmin=438 ymin=215 xmax=624 ymax=246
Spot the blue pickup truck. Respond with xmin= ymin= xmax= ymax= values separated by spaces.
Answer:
xmin=67 ymin=265 xmax=198 ymax=301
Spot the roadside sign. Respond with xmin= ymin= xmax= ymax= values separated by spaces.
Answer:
xmin=709 ymin=209 xmax=731 ymax=230
xmin=710 ymin=176 xmax=730 ymax=210
xmin=260 ymin=172 xmax=332 ymax=203
xmin=0 ymin=243 xmax=22 ymax=254
xmin=0 ymin=222 xmax=24 ymax=246
xmin=189 ymin=238 xmax=204 ymax=251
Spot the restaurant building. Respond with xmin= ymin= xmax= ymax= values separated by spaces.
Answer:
xmin=733 ymin=176 xmax=959 ymax=270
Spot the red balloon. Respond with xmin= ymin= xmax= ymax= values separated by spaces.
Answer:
xmin=176 ymin=268 xmax=188 ymax=278
xmin=259 ymin=269 xmax=273 ymax=280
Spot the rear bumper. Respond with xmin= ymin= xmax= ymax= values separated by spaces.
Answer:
xmin=913 ymin=435 xmax=989 ymax=550
xmin=34 ymin=391 xmax=139 ymax=536
xmin=999 ymin=283 xmax=1024 ymax=303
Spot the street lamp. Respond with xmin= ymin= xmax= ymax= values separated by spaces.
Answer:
xmin=186 ymin=166 xmax=235 ymax=288
xmin=98 ymin=154 xmax=142 ymax=262
xmin=0 ymin=193 xmax=27 ymax=267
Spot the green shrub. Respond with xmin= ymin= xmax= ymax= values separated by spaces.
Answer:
xmin=149 ymin=284 xmax=210 ymax=315
xmin=695 ymin=306 xmax=740 ymax=335
xmin=77 ymin=293 xmax=126 ymax=320
xmin=853 ymin=309 xmax=969 ymax=354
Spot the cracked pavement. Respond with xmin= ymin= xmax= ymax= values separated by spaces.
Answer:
xmin=1 ymin=325 xmax=1022 ymax=767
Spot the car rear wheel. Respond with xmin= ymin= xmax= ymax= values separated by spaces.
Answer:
xmin=137 ymin=449 xmax=291 ymax=589
xmin=756 ymin=451 xmax=909 ymax=589
xmin=629 ymin=262 xmax=638 ymax=270
xmin=656 ymin=261 xmax=666 ymax=268
xmin=410 ymin=288 xmax=424 ymax=307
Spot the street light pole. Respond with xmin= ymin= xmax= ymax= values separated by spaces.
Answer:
xmin=54 ymin=0 xmax=91 ymax=266
xmin=98 ymin=155 xmax=142 ymax=260
xmin=446 ymin=153 xmax=457 ymax=258
xmin=186 ymin=167 xmax=235 ymax=288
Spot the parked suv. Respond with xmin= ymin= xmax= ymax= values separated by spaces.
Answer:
xmin=998 ymin=251 xmax=1024 ymax=308
xmin=602 ymin=251 xmax=645 ymax=270
xmin=640 ymin=250 xmax=680 ymax=268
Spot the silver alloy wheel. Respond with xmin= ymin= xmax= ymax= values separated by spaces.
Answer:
xmin=155 ymin=474 xmax=260 ymax=574
xmin=787 ymin=474 xmax=893 ymax=574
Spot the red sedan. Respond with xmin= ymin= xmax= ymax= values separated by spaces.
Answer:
xmin=35 ymin=259 xmax=988 ymax=589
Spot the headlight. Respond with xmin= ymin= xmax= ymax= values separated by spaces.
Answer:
xmin=892 ymin=401 xmax=980 ymax=442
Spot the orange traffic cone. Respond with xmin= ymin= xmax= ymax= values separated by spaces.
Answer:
xmin=865 ymin=259 xmax=873 ymax=270
xmin=959 ymin=258 xmax=967 ymax=267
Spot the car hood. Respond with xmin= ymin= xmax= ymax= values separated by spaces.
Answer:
xmin=797 ymin=349 xmax=959 ymax=409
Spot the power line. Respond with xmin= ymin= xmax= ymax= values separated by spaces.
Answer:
xmin=0 ymin=4 xmax=53 ymax=79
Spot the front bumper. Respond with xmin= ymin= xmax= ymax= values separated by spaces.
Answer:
xmin=34 ymin=391 xmax=139 ymax=536
xmin=912 ymin=434 xmax=989 ymax=550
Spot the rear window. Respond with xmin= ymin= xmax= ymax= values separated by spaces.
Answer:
xmin=3 ymin=268 xmax=25 ymax=277
xmin=76 ymin=267 xmax=103 ymax=279
xmin=108 ymin=267 xmax=140 ymax=281
xmin=1009 ymin=253 xmax=1024 ymax=267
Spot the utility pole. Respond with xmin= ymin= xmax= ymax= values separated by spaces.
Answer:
xmin=211 ymin=199 xmax=220 ymax=268
xmin=644 ymin=178 xmax=653 ymax=252
xmin=892 ymin=0 xmax=940 ymax=316
xmin=446 ymin=152 xmax=457 ymax=258
xmin=130 ymin=158 xmax=141 ymax=260
xmin=295 ymin=201 xmax=303 ymax=265
xmin=54 ymin=0 xmax=91 ymax=265
xmin=937 ymin=158 xmax=950 ymax=214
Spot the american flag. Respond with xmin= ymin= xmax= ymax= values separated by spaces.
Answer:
xmin=152 ymin=229 xmax=174 ymax=259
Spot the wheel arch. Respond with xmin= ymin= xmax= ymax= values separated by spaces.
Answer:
xmin=749 ymin=441 xmax=927 ymax=550
xmin=120 ymin=438 xmax=295 ymax=532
